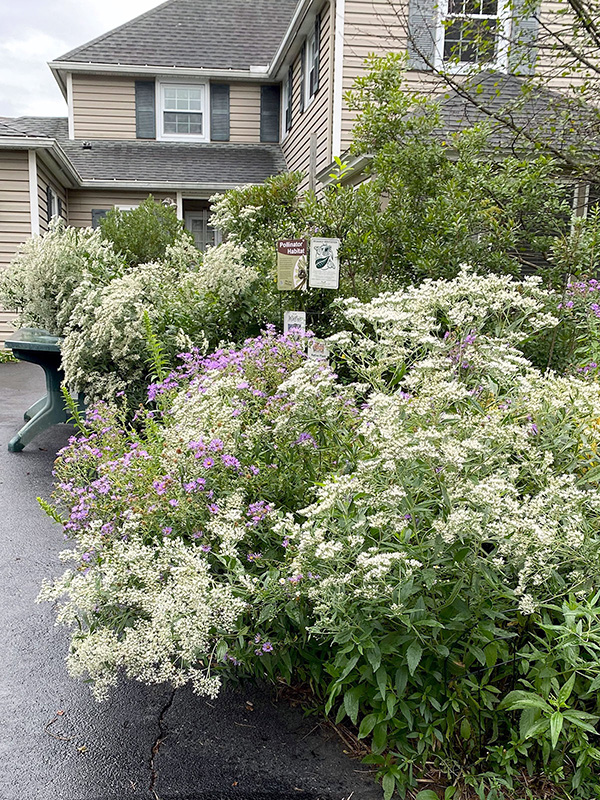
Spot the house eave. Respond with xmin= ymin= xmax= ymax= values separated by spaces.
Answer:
xmin=49 ymin=61 xmax=275 ymax=92
xmin=77 ymin=179 xmax=262 ymax=191
xmin=0 ymin=137 xmax=56 ymax=150
xmin=269 ymin=0 xmax=320 ymax=78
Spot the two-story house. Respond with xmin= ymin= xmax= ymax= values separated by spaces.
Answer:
xmin=0 ymin=0 xmax=579 ymax=339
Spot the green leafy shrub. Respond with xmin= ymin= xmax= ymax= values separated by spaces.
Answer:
xmin=98 ymin=196 xmax=194 ymax=267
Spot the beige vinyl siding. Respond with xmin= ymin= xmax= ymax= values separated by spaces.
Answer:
xmin=229 ymin=83 xmax=262 ymax=142
xmin=72 ymin=74 xmax=137 ymax=140
xmin=0 ymin=150 xmax=30 ymax=339
xmin=282 ymin=1 xmax=333 ymax=191
xmin=67 ymin=190 xmax=176 ymax=228
xmin=341 ymin=0 xmax=418 ymax=153
xmin=534 ymin=0 xmax=596 ymax=94
xmin=37 ymin=162 xmax=68 ymax=235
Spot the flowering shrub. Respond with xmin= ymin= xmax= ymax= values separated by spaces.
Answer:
xmin=40 ymin=272 xmax=600 ymax=797
xmin=40 ymin=327 xmax=359 ymax=698
xmin=0 ymin=219 xmax=124 ymax=334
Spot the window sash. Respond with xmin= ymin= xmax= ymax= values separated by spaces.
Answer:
xmin=439 ymin=0 xmax=509 ymax=67
xmin=159 ymin=83 xmax=207 ymax=140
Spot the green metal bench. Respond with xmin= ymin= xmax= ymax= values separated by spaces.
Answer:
xmin=4 ymin=328 xmax=81 ymax=453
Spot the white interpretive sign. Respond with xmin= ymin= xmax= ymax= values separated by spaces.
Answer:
xmin=283 ymin=310 xmax=307 ymax=336
xmin=309 ymin=237 xmax=341 ymax=290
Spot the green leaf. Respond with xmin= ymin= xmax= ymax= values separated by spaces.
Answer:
xmin=485 ymin=642 xmax=498 ymax=668
xmin=500 ymin=690 xmax=553 ymax=714
xmin=343 ymin=686 xmax=362 ymax=726
xmin=382 ymin=772 xmax=396 ymax=800
xmin=550 ymin=711 xmax=564 ymax=749
xmin=521 ymin=717 xmax=549 ymax=741
xmin=366 ymin=645 xmax=382 ymax=672
xmin=372 ymin=721 xmax=388 ymax=754
xmin=358 ymin=713 xmax=378 ymax=739
xmin=557 ymin=672 xmax=576 ymax=706
xmin=460 ymin=718 xmax=471 ymax=740
xmin=445 ymin=788 xmax=457 ymax=800
xmin=415 ymin=792 xmax=440 ymax=800
xmin=406 ymin=640 xmax=423 ymax=676
xmin=376 ymin=665 xmax=388 ymax=699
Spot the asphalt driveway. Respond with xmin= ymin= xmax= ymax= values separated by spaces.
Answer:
xmin=0 ymin=361 xmax=381 ymax=800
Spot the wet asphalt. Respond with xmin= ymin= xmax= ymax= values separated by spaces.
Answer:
xmin=0 ymin=361 xmax=382 ymax=800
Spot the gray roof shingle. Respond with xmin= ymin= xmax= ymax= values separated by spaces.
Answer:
xmin=56 ymin=0 xmax=299 ymax=70
xmin=435 ymin=72 xmax=600 ymax=155
xmin=60 ymin=139 xmax=286 ymax=185
xmin=1 ymin=117 xmax=285 ymax=186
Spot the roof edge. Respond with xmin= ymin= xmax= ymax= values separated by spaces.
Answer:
xmin=50 ymin=61 xmax=274 ymax=82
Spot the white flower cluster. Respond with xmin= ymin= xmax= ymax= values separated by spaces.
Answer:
xmin=38 ymin=531 xmax=245 ymax=700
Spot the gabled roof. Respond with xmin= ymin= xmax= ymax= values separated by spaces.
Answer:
xmin=56 ymin=0 xmax=299 ymax=70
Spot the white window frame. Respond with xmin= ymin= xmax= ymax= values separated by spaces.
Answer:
xmin=48 ymin=187 xmax=60 ymax=218
xmin=156 ymin=80 xmax=210 ymax=142
xmin=115 ymin=204 xmax=139 ymax=211
xmin=304 ymin=29 xmax=317 ymax=111
xmin=281 ymin=68 xmax=292 ymax=142
xmin=434 ymin=0 xmax=511 ymax=74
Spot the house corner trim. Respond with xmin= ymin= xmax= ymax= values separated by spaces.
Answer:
xmin=67 ymin=72 xmax=75 ymax=139
xmin=28 ymin=150 xmax=40 ymax=236
xmin=332 ymin=0 xmax=345 ymax=160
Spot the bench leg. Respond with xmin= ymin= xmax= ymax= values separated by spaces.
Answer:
xmin=24 ymin=395 xmax=47 ymax=421
xmin=8 ymin=394 xmax=69 ymax=452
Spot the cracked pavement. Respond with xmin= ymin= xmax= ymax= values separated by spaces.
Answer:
xmin=0 ymin=362 xmax=382 ymax=800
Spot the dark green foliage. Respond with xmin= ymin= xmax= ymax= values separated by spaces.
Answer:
xmin=99 ymin=196 xmax=195 ymax=267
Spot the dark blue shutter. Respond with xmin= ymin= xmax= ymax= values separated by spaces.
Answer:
xmin=91 ymin=209 xmax=109 ymax=229
xmin=261 ymin=85 xmax=281 ymax=142
xmin=210 ymin=84 xmax=230 ymax=141
xmin=135 ymin=80 xmax=156 ymax=139
xmin=299 ymin=43 xmax=306 ymax=113
xmin=508 ymin=0 xmax=540 ymax=75
xmin=312 ymin=13 xmax=321 ymax=95
xmin=46 ymin=185 xmax=53 ymax=223
xmin=285 ymin=65 xmax=293 ymax=132
xmin=407 ymin=0 xmax=437 ymax=70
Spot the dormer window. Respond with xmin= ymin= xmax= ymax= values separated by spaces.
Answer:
xmin=158 ymin=82 xmax=209 ymax=141
xmin=438 ymin=0 xmax=509 ymax=71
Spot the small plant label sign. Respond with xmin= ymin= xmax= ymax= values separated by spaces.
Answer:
xmin=307 ymin=339 xmax=330 ymax=361
xmin=277 ymin=240 xmax=308 ymax=291
xmin=309 ymin=237 xmax=341 ymax=290
xmin=283 ymin=310 xmax=306 ymax=336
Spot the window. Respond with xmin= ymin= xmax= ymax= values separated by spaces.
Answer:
xmin=46 ymin=186 xmax=61 ymax=224
xmin=282 ymin=66 xmax=293 ymax=137
xmin=438 ymin=0 xmax=509 ymax=70
xmin=158 ymin=82 xmax=209 ymax=141
xmin=303 ymin=14 xmax=321 ymax=109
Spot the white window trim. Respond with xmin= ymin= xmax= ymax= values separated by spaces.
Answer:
xmin=304 ymin=30 xmax=317 ymax=112
xmin=281 ymin=70 xmax=292 ymax=142
xmin=115 ymin=204 xmax=139 ymax=211
xmin=434 ymin=0 xmax=511 ymax=74
xmin=156 ymin=79 xmax=210 ymax=143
